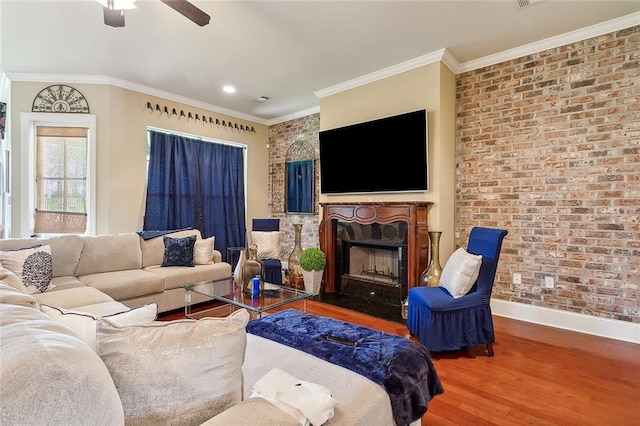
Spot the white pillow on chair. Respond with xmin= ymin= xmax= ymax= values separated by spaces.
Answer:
xmin=251 ymin=231 xmax=281 ymax=259
xmin=439 ymin=247 xmax=482 ymax=298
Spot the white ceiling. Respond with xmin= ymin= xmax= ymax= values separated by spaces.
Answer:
xmin=1 ymin=0 xmax=639 ymax=124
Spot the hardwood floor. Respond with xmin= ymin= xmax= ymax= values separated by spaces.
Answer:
xmin=158 ymin=300 xmax=640 ymax=425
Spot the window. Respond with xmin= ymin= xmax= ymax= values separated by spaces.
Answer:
xmin=35 ymin=126 xmax=88 ymax=234
xmin=144 ymin=127 xmax=248 ymax=255
xmin=20 ymin=113 xmax=96 ymax=237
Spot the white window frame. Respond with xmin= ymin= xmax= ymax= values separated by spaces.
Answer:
xmin=20 ymin=113 xmax=97 ymax=237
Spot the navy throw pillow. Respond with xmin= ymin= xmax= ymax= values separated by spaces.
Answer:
xmin=161 ymin=235 xmax=196 ymax=267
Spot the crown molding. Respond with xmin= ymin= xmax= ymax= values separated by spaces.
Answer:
xmin=458 ymin=11 xmax=640 ymax=73
xmin=311 ymin=12 xmax=639 ymax=102
xmin=0 ymin=73 xmax=12 ymax=101
xmin=6 ymin=12 xmax=638 ymax=125
xmin=439 ymin=48 xmax=462 ymax=75
xmin=314 ymin=48 xmax=454 ymax=99
xmin=4 ymin=72 xmax=268 ymax=125
xmin=267 ymin=106 xmax=320 ymax=126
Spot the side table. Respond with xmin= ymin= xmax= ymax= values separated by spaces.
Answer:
xmin=226 ymin=246 xmax=246 ymax=270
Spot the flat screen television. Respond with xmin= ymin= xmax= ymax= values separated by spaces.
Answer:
xmin=319 ymin=109 xmax=428 ymax=194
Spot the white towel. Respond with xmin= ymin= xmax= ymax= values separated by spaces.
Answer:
xmin=251 ymin=367 xmax=337 ymax=426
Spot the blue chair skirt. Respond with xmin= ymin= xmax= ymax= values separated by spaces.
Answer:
xmin=261 ymin=259 xmax=283 ymax=285
xmin=407 ymin=299 xmax=495 ymax=352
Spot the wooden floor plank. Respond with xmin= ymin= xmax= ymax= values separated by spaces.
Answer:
xmin=158 ymin=300 xmax=640 ymax=425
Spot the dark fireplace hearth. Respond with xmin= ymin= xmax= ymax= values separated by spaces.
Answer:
xmin=313 ymin=292 xmax=405 ymax=324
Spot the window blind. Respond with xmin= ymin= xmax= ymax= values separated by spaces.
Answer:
xmin=34 ymin=126 xmax=88 ymax=234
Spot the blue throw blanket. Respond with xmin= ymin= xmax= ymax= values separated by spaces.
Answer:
xmin=246 ymin=309 xmax=444 ymax=426
xmin=136 ymin=227 xmax=193 ymax=240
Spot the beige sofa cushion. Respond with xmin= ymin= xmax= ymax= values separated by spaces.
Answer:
xmin=0 ymin=304 xmax=124 ymax=426
xmin=75 ymin=233 xmax=142 ymax=276
xmin=0 ymin=266 xmax=30 ymax=295
xmin=140 ymin=229 xmax=202 ymax=268
xmin=34 ymin=286 xmax=115 ymax=310
xmin=0 ymin=237 xmax=38 ymax=251
xmin=0 ymin=281 xmax=38 ymax=308
xmin=97 ymin=309 xmax=249 ymax=426
xmin=144 ymin=262 xmax=231 ymax=290
xmin=50 ymin=275 xmax=85 ymax=291
xmin=39 ymin=234 xmax=84 ymax=277
xmin=0 ymin=235 xmax=83 ymax=278
xmin=71 ymin=301 xmax=132 ymax=316
xmin=79 ymin=269 xmax=165 ymax=300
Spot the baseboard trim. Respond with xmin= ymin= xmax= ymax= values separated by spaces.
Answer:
xmin=491 ymin=299 xmax=640 ymax=345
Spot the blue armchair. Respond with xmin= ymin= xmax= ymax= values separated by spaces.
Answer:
xmin=251 ymin=218 xmax=283 ymax=285
xmin=406 ymin=227 xmax=508 ymax=356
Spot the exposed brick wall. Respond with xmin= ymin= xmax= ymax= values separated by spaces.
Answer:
xmin=267 ymin=113 xmax=321 ymax=258
xmin=455 ymin=26 xmax=640 ymax=323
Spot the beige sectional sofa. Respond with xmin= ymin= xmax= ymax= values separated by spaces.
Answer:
xmin=0 ymin=228 xmax=232 ymax=313
xmin=0 ymin=277 xmax=251 ymax=426
xmin=0 ymin=275 xmax=405 ymax=425
xmin=0 ymin=229 xmax=424 ymax=426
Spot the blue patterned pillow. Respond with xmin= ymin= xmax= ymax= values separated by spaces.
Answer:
xmin=161 ymin=235 xmax=196 ymax=267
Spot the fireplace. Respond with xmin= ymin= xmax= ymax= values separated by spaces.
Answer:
xmin=319 ymin=202 xmax=433 ymax=312
xmin=337 ymin=222 xmax=407 ymax=306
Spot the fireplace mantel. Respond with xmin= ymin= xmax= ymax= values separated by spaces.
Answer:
xmin=319 ymin=202 xmax=433 ymax=293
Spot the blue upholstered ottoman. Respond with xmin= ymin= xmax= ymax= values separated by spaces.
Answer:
xmin=246 ymin=309 xmax=444 ymax=425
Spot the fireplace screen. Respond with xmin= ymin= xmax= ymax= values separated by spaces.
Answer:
xmin=336 ymin=221 xmax=408 ymax=306
xmin=347 ymin=243 xmax=400 ymax=286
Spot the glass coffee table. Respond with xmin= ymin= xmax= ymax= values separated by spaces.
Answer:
xmin=183 ymin=276 xmax=313 ymax=319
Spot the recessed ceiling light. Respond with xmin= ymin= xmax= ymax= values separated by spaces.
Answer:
xmin=223 ymin=85 xmax=236 ymax=94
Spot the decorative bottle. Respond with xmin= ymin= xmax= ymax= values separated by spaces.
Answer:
xmin=287 ymin=223 xmax=304 ymax=290
xmin=233 ymin=249 xmax=247 ymax=289
xmin=420 ymin=231 xmax=443 ymax=287
xmin=243 ymin=243 xmax=262 ymax=293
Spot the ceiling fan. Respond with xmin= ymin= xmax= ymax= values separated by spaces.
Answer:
xmin=99 ymin=0 xmax=210 ymax=28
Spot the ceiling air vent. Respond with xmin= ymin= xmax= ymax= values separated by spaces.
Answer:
xmin=514 ymin=0 xmax=543 ymax=9
xmin=252 ymin=96 xmax=271 ymax=103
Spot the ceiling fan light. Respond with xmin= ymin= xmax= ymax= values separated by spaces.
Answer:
xmin=96 ymin=0 xmax=137 ymax=10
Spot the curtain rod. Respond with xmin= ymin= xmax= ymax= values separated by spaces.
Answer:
xmin=146 ymin=126 xmax=247 ymax=150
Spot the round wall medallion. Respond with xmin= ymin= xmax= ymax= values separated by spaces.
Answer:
xmin=32 ymin=85 xmax=90 ymax=113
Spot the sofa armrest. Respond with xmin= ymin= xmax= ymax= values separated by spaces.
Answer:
xmin=212 ymin=249 xmax=222 ymax=263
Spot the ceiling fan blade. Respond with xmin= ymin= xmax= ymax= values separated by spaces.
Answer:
xmin=103 ymin=7 xmax=125 ymax=27
xmin=160 ymin=0 xmax=210 ymax=27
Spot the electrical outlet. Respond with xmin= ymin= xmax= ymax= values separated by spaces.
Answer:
xmin=545 ymin=276 xmax=555 ymax=288
xmin=513 ymin=273 xmax=522 ymax=285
